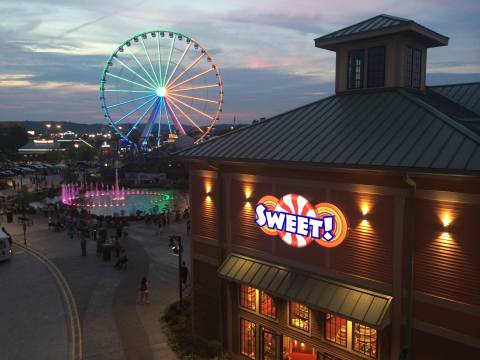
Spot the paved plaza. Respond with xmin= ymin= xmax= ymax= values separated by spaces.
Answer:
xmin=0 ymin=211 xmax=189 ymax=359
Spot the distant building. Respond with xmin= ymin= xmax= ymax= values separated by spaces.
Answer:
xmin=18 ymin=138 xmax=94 ymax=158
xmin=178 ymin=14 xmax=480 ymax=360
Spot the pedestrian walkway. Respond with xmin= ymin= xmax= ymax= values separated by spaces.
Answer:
xmin=0 ymin=212 xmax=188 ymax=360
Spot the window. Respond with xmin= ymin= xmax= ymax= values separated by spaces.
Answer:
xmin=289 ymin=301 xmax=310 ymax=332
xmin=325 ymin=313 xmax=347 ymax=347
xmin=283 ymin=336 xmax=316 ymax=360
xmin=405 ymin=47 xmax=422 ymax=88
xmin=241 ymin=318 xmax=256 ymax=359
xmin=259 ymin=291 xmax=277 ymax=319
xmin=262 ymin=328 xmax=276 ymax=360
xmin=353 ymin=323 xmax=377 ymax=358
xmin=348 ymin=49 xmax=364 ymax=89
xmin=367 ymin=46 xmax=385 ymax=88
xmin=240 ymin=285 xmax=257 ymax=311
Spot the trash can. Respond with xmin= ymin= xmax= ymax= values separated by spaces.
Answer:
xmin=103 ymin=243 xmax=112 ymax=261
xmin=6 ymin=211 xmax=13 ymax=223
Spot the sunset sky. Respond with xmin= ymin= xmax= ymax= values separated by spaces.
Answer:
xmin=0 ymin=0 xmax=479 ymax=124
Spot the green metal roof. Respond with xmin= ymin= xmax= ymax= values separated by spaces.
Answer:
xmin=177 ymin=88 xmax=480 ymax=174
xmin=429 ymin=82 xmax=480 ymax=117
xmin=315 ymin=14 xmax=449 ymax=50
xmin=218 ymin=253 xmax=392 ymax=328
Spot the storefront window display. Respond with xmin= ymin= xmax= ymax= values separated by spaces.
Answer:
xmin=325 ymin=313 xmax=347 ymax=347
xmin=240 ymin=285 xmax=257 ymax=311
xmin=289 ymin=301 xmax=310 ymax=332
xmin=260 ymin=291 xmax=277 ymax=319
xmin=262 ymin=328 xmax=277 ymax=360
xmin=353 ymin=323 xmax=377 ymax=358
xmin=241 ymin=318 xmax=256 ymax=359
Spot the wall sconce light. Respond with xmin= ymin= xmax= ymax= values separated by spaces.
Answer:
xmin=206 ymin=191 xmax=212 ymax=196
xmin=442 ymin=214 xmax=451 ymax=229
xmin=245 ymin=196 xmax=252 ymax=202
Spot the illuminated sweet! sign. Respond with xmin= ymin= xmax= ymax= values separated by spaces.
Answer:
xmin=255 ymin=194 xmax=348 ymax=248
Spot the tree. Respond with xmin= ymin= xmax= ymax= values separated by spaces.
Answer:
xmin=44 ymin=150 xmax=65 ymax=163
xmin=64 ymin=145 xmax=98 ymax=162
xmin=0 ymin=152 xmax=7 ymax=165
xmin=0 ymin=124 xmax=28 ymax=153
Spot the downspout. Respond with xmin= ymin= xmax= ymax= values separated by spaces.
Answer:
xmin=402 ymin=174 xmax=416 ymax=360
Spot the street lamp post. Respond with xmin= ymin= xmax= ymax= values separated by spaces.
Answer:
xmin=169 ymin=235 xmax=183 ymax=304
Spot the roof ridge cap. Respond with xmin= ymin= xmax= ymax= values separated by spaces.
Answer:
xmin=398 ymin=89 xmax=480 ymax=144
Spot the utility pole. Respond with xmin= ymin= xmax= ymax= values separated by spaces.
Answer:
xmin=19 ymin=175 xmax=28 ymax=246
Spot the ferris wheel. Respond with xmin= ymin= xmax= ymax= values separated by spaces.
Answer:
xmin=100 ymin=30 xmax=223 ymax=148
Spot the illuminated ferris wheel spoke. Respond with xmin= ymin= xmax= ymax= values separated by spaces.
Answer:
xmin=157 ymin=98 xmax=166 ymax=144
xmin=113 ymin=97 xmax=157 ymax=125
xmin=169 ymin=84 xmax=219 ymax=92
xmin=168 ymin=97 xmax=205 ymax=133
xmin=126 ymin=99 xmax=158 ymax=137
xmin=168 ymin=67 xmax=215 ymax=90
xmin=168 ymin=94 xmax=215 ymax=120
xmin=163 ymin=35 xmax=176 ymax=86
xmin=140 ymin=99 xmax=162 ymax=144
xmin=126 ymin=46 xmax=159 ymax=87
xmin=113 ymin=57 xmax=157 ymax=89
xmin=169 ymin=92 xmax=218 ymax=104
xmin=165 ymin=98 xmax=186 ymax=135
xmin=104 ymin=89 xmax=155 ymax=93
xmin=106 ymin=93 xmax=156 ymax=109
xmin=165 ymin=51 xmax=204 ymax=88
xmin=107 ymin=73 xmax=155 ymax=91
xmin=162 ymin=97 xmax=173 ymax=135
xmin=140 ymin=37 xmax=160 ymax=85
xmin=164 ymin=41 xmax=192 ymax=88
xmin=156 ymin=35 xmax=163 ymax=85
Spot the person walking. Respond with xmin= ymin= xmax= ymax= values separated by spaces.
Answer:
xmin=80 ymin=235 xmax=87 ymax=257
xmin=181 ymin=261 xmax=189 ymax=288
xmin=138 ymin=277 xmax=149 ymax=304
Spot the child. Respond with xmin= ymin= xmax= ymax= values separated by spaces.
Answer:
xmin=139 ymin=277 xmax=149 ymax=304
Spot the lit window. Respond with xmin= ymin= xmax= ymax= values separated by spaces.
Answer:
xmin=353 ymin=323 xmax=377 ymax=358
xmin=262 ymin=328 xmax=276 ymax=360
xmin=325 ymin=313 xmax=347 ymax=347
xmin=240 ymin=285 xmax=256 ymax=311
xmin=348 ymin=49 xmax=364 ymax=89
xmin=289 ymin=301 xmax=310 ymax=332
xmin=259 ymin=291 xmax=277 ymax=319
xmin=241 ymin=318 xmax=256 ymax=359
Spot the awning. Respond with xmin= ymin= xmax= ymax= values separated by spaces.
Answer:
xmin=218 ymin=253 xmax=392 ymax=328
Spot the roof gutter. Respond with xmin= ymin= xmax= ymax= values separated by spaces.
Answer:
xmin=401 ymin=173 xmax=416 ymax=360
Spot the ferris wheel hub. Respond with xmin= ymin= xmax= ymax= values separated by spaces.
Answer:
xmin=156 ymin=87 xmax=167 ymax=97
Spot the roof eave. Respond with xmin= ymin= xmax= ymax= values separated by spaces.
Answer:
xmin=176 ymin=156 xmax=480 ymax=177
xmin=315 ymin=23 xmax=448 ymax=51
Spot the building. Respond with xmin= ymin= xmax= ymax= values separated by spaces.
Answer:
xmin=178 ymin=14 xmax=480 ymax=360
xmin=18 ymin=138 xmax=94 ymax=158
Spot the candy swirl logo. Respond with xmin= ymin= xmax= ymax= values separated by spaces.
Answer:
xmin=255 ymin=194 xmax=348 ymax=248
